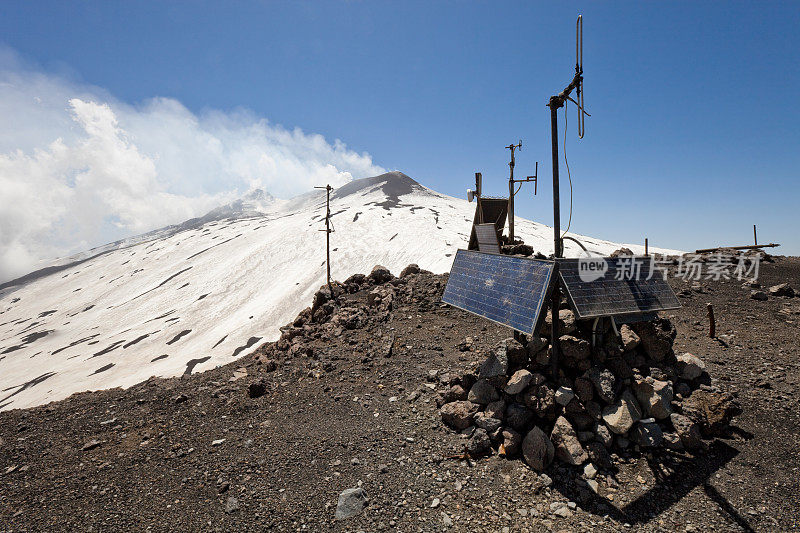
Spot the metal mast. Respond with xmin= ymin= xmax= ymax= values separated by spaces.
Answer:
xmin=314 ymin=184 xmax=335 ymax=293
xmin=547 ymin=14 xmax=589 ymax=377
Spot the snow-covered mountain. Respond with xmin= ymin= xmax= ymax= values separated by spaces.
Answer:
xmin=0 ymin=172 xmax=682 ymax=411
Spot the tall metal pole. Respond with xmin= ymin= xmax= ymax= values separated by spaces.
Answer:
xmin=325 ymin=185 xmax=331 ymax=291
xmin=753 ymin=224 xmax=758 ymax=246
xmin=548 ymin=99 xmax=562 ymax=377
xmin=506 ymin=141 xmax=521 ymax=242
xmin=315 ymin=184 xmax=334 ymax=293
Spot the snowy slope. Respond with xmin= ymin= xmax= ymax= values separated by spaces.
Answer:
xmin=0 ymin=172 xmax=682 ymax=410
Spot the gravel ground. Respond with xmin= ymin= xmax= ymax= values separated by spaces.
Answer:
xmin=1 ymin=257 xmax=799 ymax=532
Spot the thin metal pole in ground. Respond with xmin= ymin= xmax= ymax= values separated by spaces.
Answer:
xmin=314 ymin=184 xmax=334 ymax=293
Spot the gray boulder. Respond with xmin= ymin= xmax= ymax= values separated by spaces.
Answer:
xmin=335 ymin=487 xmax=368 ymax=519
xmin=478 ymin=351 xmax=508 ymax=380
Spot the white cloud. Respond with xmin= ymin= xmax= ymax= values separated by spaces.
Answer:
xmin=0 ymin=50 xmax=385 ymax=282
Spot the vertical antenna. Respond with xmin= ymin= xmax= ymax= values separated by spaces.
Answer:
xmin=576 ymin=15 xmax=585 ymax=138
xmin=314 ymin=184 xmax=335 ymax=292
xmin=546 ymin=14 xmax=589 ymax=379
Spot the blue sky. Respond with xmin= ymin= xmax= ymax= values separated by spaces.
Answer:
xmin=1 ymin=1 xmax=798 ymax=259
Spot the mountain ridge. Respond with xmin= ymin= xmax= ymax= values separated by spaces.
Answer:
xmin=0 ymin=171 xmax=683 ymax=411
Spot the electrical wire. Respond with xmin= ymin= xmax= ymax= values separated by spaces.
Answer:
xmin=561 ymin=99 xmax=574 ymax=238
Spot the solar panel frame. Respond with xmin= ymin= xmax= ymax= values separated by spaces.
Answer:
xmin=557 ymin=257 xmax=681 ymax=319
xmin=442 ymin=249 xmax=555 ymax=334
xmin=474 ymin=223 xmax=501 ymax=254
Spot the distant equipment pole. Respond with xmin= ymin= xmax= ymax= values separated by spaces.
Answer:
xmin=314 ymin=184 xmax=335 ymax=292
xmin=506 ymin=141 xmax=539 ymax=244
xmin=546 ymin=14 xmax=590 ymax=378
xmin=506 ymin=141 xmax=522 ymax=242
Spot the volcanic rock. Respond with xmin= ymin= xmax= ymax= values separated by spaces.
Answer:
xmin=400 ymin=264 xmax=420 ymax=277
xmin=682 ymin=389 xmax=741 ymax=437
xmin=500 ymin=428 xmax=523 ymax=457
xmin=669 ymin=413 xmax=703 ymax=449
xmin=620 ymin=324 xmax=641 ymax=351
xmin=505 ymin=403 xmax=534 ymax=431
xmin=676 ymin=353 xmax=707 ymax=380
xmin=468 ymin=380 xmax=499 ymax=404
xmin=555 ymin=386 xmax=575 ymax=406
xmin=632 ymin=376 xmax=673 ymax=419
xmin=440 ymin=401 xmax=479 ymax=430
xmin=768 ymin=283 xmax=795 ymax=297
xmin=505 ymin=369 xmax=533 ymax=395
xmin=368 ymin=265 xmax=394 ymax=284
xmin=335 ymin=487 xmax=368 ymax=519
xmin=473 ymin=412 xmax=502 ymax=434
xmin=550 ymin=416 xmax=588 ymax=465
xmin=630 ymin=318 xmax=676 ymax=361
xmin=602 ymin=390 xmax=642 ymax=434
xmin=630 ymin=419 xmax=663 ymax=447
xmin=466 ymin=428 xmax=492 ymax=456
xmin=522 ymin=426 xmax=554 ymax=472
xmin=586 ymin=367 xmax=617 ymax=404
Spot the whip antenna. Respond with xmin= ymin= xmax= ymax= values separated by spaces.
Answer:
xmin=576 ymin=15 xmax=585 ymax=138
xmin=545 ymin=14 xmax=590 ymax=378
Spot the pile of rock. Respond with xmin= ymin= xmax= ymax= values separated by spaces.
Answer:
xmin=438 ymin=310 xmax=741 ymax=473
xmin=273 ymin=264 xmax=430 ymax=355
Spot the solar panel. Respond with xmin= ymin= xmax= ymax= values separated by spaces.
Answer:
xmin=442 ymin=250 xmax=554 ymax=333
xmin=474 ymin=223 xmax=501 ymax=254
xmin=557 ymin=257 xmax=681 ymax=319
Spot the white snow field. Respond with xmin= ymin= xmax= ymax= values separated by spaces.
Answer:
xmin=0 ymin=172 xmax=682 ymax=410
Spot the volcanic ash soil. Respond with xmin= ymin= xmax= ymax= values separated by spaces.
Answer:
xmin=1 ymin=258 xmax=800 ymax=532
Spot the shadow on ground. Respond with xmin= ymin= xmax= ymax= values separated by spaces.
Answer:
xmin=551 ymin=440 xmax=753 ymax=531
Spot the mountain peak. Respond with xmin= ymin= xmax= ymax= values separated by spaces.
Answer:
xmin=333 ymin=171 xmax=422 ymax=201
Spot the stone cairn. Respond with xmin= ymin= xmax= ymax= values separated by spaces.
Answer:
xmin=439 ymin=309 xmax=741 ymax=473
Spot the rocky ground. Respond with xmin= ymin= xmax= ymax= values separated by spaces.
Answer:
xmin=1 ymin=257 xmax=799 ymax=532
